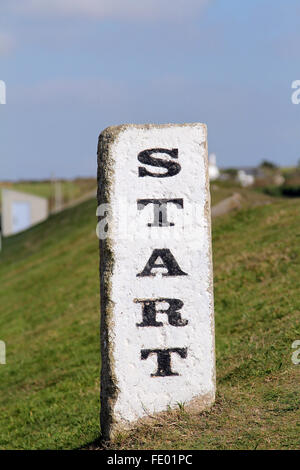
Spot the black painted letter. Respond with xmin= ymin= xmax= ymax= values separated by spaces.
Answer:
xmin=141 ymin=348 xmax=188 ymax=377
xmin=137 ymin=249 xmax=188 ymax=277
xmin=135 ymin=298 xmax=188 ymax=327
xmin=138 ymin=148 xmax=181 ymax=178
xmin=137 ymin=199 xmax=183 ymax=227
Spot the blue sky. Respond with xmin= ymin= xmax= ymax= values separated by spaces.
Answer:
xmin=0 ymin=0 xmax=300 ymax=180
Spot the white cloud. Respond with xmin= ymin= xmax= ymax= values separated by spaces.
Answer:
xmin=13 ymin=0 xmax=210 ymax=21
xmin=0 ymin=32 xmax=15 ymax=55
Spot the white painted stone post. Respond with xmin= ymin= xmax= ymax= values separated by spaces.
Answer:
xmin=97 ymin=123 xmax=215 ymax=440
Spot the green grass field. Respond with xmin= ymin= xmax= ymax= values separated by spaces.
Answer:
xmin=0 ymin=190 xmax=299 ymax=450
xmin=0 ymin=199 xmax=100 ymax=450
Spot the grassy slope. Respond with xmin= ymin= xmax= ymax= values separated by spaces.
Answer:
xmin=0 ymin=194 xmax=299 ymax=449
xmin=210 ymin=181 xmax=273 ymax=207
xmin=0 ymin=199 xmax=100 ymax=450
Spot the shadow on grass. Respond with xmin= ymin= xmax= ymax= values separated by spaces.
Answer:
xmin=79 ymin=435 xmax=111 ymax=451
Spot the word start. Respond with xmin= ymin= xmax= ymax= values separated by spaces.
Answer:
xmin=135 ymin=148 xmax=189 ymax=378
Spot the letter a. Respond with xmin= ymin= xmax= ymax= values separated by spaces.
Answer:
xmin=137 ymin=248 xmax=188 ymax=277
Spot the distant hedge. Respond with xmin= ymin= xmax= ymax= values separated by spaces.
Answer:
xmin=263 ymin=185 xmax=300 ymax=198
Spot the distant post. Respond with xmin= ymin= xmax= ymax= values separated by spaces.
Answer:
xmin=97 ymin=123 xmax=215 ymax=440
xmin=0 ymin=341 xmax=6 ymax=365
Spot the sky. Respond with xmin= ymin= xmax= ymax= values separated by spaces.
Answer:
xmin=0 ymin=0 xmax=300 ymax=180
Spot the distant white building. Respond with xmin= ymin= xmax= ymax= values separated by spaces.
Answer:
xmin=273 ymin=174 xmax=285 ymax=186
xmin=1 ymin=189 xmax=48 ymax=237
xmin=208 ymin=153 xmax=220 ymax=181
xmin=237 ymin=170 xmax=255 ymax=187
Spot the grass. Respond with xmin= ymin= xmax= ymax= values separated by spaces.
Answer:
xmin=0 ymin=189 xmax=299 ymax=449
xmin=0 ymin=199 xmax=100 ymax=450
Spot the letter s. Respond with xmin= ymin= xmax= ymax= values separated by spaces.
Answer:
xmin=138 ymin=148 xmax=181 ymax=178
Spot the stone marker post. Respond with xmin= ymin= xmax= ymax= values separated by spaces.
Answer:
xmin=98 ymin=123 xmax=215 ymax=440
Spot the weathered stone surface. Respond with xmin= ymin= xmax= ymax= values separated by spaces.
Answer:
xmin=97 ymin=123 xmax=215 ymax=440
